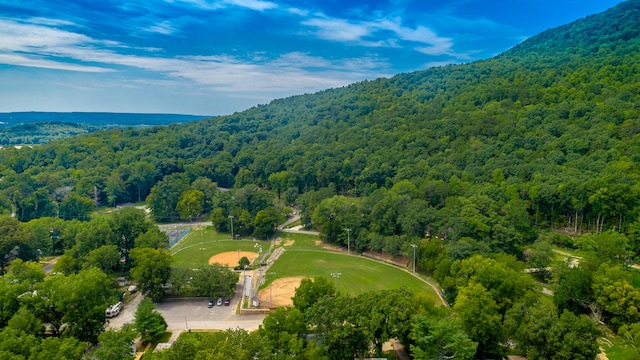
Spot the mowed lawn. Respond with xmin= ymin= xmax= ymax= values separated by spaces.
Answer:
xmin=266 ymin=249 xmax=442 ymax=303
xmin=171 ymin=229 xmax=271 ymax=268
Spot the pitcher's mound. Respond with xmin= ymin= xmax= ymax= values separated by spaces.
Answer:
xmin=209 ymin=251 xmax=259 ymax=266
xmin=258 ymin=276 xmax=305 ymax=307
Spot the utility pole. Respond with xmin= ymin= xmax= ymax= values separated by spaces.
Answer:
xmin=410 ymin=244 xmax=417 ymax=273
xmin=344 ymin=228 xmax=351 ymax=255
xmin=200 ymin=247 xmax=206 ymax=265
xmin=331 ymin=272 xmax=341 ymax=288
xmin=228 ymin=215 xmax=234 ymax=239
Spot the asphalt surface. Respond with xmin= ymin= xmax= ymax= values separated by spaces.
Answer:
xmin=108 ymin=285 xmax=267 ymax=332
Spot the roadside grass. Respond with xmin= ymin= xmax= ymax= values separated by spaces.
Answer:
xmin=602 ymin=329 xmax=637 ymax=360
xmin=154 ymin=331 xmax=172 ymax=344
xmin=274 ymin=231 xmax=323 ymax=249
xmin=264 ymin=250 xmax=442 ymax=303
xmin=283 ymin=219 xmax=301 ymax=229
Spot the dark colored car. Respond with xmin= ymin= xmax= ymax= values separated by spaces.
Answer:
xmin=224 ymin=298 xmax=231 ymax=306
xmin=208 ymin=300 xmax=214 ymax=308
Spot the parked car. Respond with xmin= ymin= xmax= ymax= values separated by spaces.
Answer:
xmin=208 ymin=300 xmax=214 ymax=308
xmin=224 ymin=298 xmax=231 ymax=306
xmin=216 ymin=297 xmax=223 ymax=306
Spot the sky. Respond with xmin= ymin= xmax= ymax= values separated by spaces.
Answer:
xmin=0 ymin=0 xmax=627 ymax=116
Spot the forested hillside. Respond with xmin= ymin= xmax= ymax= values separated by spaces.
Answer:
xmin=1 ymin=1 xmax=639 ymax=253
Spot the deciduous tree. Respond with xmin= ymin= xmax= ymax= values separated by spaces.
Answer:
xmin=130 ymin=248 xmax=172 ymax=301
xmin=134 ymin=298 xmax=167 ymax=343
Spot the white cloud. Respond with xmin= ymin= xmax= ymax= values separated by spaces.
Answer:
xmin=0 ymin=19 xmax=91 ymax=51
xmin=299 ymin=12 xmax=458 ymax=57
xmin=224 ymin=0 xmax=277 ymax=11
xmin=0 ymin=19 xmax=385 ymax=97
xmin=302 ymin=17 xmax=371 ymax=42
xmin=142 ymin=21 xmax=179 ymax=35
xmin=0 ymin=53 xmax=112 ymax=72
xmin=166 ymin=0 xmax=276 ymax=11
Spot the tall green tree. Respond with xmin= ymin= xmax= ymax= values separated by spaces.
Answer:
xmin=176 ymin=189 xmax=204 ymax=221
xmin=252 ymin=206 xmax=281 ymax=239
xmin=292 ymin=276 xmax=336 ymax=314
xmin=130 ymin=248 xmax=172 ymax=301
xmin=410 ymin=315 xmax=477 ymax=360
xmin=109 ymin=207 xmax=151 ymax=268
xmin=0 ymin=216 xmax=38 ymax=274
xmin=453 ymin=282 xmax=503 ymax=358
xmin=134 ymin=227 xmax=170 ymax=249
xmin=90 ymin=325 xmax=137 ymax=360
xmin=134 ymin=298 xmax=168 ymax=343
xmin=83 ymin=245 xmax=121 ymax=273
xmin=58 ymin=192 xmax=95 ymax=221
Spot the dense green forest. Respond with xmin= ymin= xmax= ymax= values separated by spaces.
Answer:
xmin=0 ymin=122 xmax=99 ymax=146
xmin=2 ymin=0 xmax=640 ymax=358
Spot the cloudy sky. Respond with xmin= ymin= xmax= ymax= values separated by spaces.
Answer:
xmin=0 ymin=0 xmax=625 ymax=115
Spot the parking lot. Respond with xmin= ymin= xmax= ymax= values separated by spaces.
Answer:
xmin=108 ymin=284 xmax=267 ymax=332
xmin=155 ymin=285 xmax=266 ymax=332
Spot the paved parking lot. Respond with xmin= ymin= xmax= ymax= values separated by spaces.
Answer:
xmin=108 ymin=285 xmax=267 ymax=332
xmin=155 ymin=285 xmax=266 ymax=332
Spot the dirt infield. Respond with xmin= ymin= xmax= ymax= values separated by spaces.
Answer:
xmin=209 ymin=251 xmax=259 ymax=266
xmin=258 ymin=276 xmax=305 ymax=307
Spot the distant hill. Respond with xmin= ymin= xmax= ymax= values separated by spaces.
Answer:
xmin=0 ymin=112 xmax=208 ymax=145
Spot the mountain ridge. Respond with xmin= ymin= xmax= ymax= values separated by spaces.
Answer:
xmin=0 ymin=0 xmax=639 ymax=236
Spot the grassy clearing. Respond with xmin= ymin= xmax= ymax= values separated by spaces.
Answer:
xmin=274 ymin=231 xmax=323 ymax=249
xmin=265 ymin=250 xmax=441 ymax=303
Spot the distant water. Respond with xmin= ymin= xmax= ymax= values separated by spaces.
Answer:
xmin=0 ymin=112 xmax=209 ymax=127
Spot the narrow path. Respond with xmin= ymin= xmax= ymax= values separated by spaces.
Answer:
xmin=277 ymin=214 xmax=300 ymax=230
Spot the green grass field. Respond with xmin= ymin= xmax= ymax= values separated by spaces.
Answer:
xmin=171 ymin=228 xmax=442 ymax=305
xmin=171 ymin=229 xmax=271 ymax=268
xmin=265 ymin=249 xmax=441 ymax=302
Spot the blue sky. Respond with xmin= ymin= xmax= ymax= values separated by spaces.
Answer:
xmin=0 ymin=0 xmax=626 ymax=115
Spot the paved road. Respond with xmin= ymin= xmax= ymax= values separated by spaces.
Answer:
xmin=107 ymin=292 xmax=143 ymax=329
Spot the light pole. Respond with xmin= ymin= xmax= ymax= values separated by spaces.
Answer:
xmin=268 ymin=272 xmax=276 ymax=306
xmin=228 ymin=215 xmax=234 ymax=239
xmin=344 ymin=228 xmax=351 ymax=255
xmin=199 ymin=247 xmax=206 ymax=266
xmin=410 ymin=244 xmax=417 ymax=273
xmin=331 ymin=272 xmax=341 ymax=288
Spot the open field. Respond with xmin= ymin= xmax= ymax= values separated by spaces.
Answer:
xmin=263 ymin=250 xmax=442 ymax=303
xmin=171 ymin=229 xmax=442 ymax=306
xmin=273 ymin=231 xmax=321 ymax=249
xmin=171 ymin=230 xmax=270 ymax=268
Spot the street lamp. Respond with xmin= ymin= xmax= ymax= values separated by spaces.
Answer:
xmin=410 ymin=244 xmax=417 ymax=273
xmin=344 ymin=228 xmax=351 ymax=255
xmin=331 ymin=272 xmax=341 ymax=288
xmin=199 ymin=247 xmax=206 ymax=266
xmin=228 ymin=215 xmax=234 ymax=239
